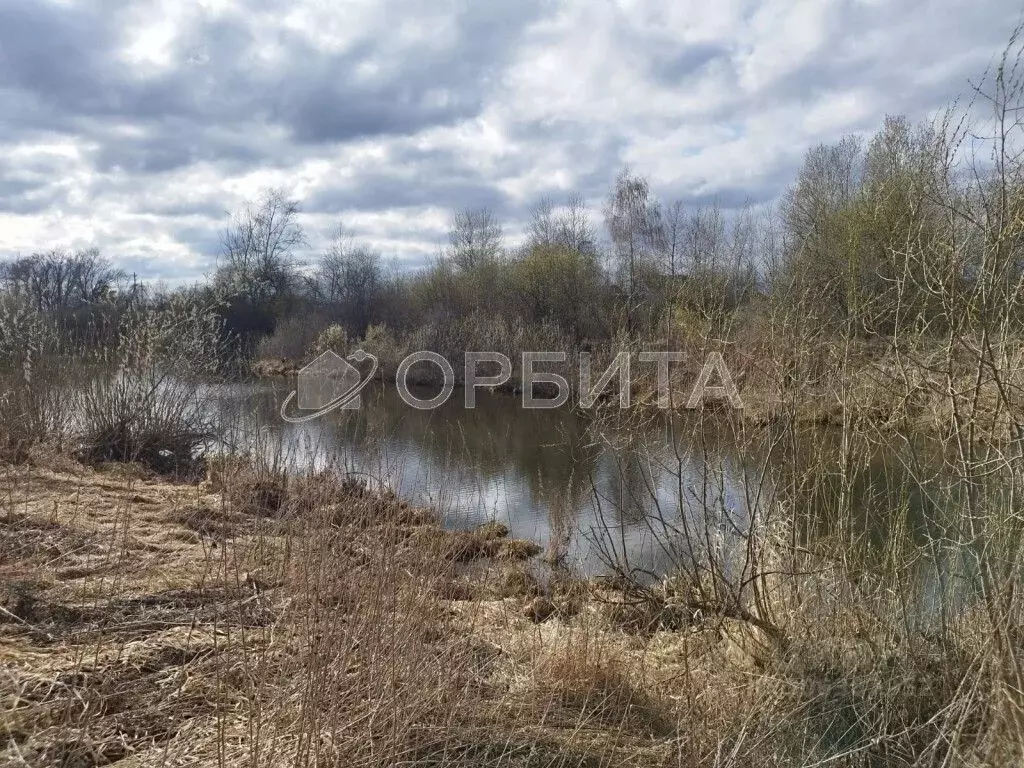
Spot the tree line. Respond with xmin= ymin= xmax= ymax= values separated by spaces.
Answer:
xmin=3 ymin=99 xmax=1022 ymax=370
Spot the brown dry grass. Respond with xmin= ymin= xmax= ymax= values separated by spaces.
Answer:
xmin=2 ymin=453 xmax=1015 ymax=767
xmin=0 ymin=459 xmax=688 ymax=767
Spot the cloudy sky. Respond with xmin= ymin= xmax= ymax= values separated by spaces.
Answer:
xmin=0 ymin=0 xmax=1020 ymax=281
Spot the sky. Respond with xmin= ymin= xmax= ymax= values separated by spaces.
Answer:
xmin=0 ymin=0 xmax=1021 ymax=282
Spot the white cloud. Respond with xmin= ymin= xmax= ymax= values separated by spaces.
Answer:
xmin=0 ymin=0 xmax=1020 ymax=278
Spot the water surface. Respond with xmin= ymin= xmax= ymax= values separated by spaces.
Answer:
xmin=201 ymin=378 xmax=937 ymax=580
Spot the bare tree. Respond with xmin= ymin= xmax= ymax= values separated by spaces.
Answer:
xmin=447 ymin=207 xmax=503 ymax=271
xmin=560 ymin=193 xmax=599 ymax=257
xmin=657 ymin=200 xmax=686 ymax=341
xmin=0 ymin=248 xmax=124 ymax=313
xmin=308 ymin=224 xmax=356 ymax=306
xmin=218 ymin=187 xmax=306 ymax=308
xmin=312 ymin=225 xmax=383 ymax=337
xmin=528 ymin=197 xmax=558 ymax=250
xmin=604 ymin=167 xmax=663 ymax=333
xmin=660 ymin=200 xmax=685 ymax=280
xmin=782 ymin=136 xmax=863 ymax=245
xmin=528 ymin=193 xmax=599 ymax=258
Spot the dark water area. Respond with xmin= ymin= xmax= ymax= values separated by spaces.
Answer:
xmin=196 ymin=376 xmax=953 ymax=586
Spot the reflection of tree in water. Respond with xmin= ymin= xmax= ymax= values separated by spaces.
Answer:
xmin=582 ymin=414 xmax=774 ymax=579
xmin=593 ymin=417 xmax=745 ymax=525
xmin=379 ymin=391 xmax=596 ymax=492
xmin=239 ymin=382 xmax=759 ymax=533
xmin=267 ymin=385 xmax=604 ymax=520
xmin=209 ymin=382 xmax=952 ymax=582
xmin=767 ymin=426 xmax=939 ymax=567
xmin=599 ymin=444 xmax=656 ymax=526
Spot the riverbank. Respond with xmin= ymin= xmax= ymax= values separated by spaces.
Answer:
xmin=2 ymin=454 xmax=1016 ymax=766
xmin=0 ymin=456 xmax=696 ymax=766
xmin=252 ymin=336 xmax=1018 ymax=438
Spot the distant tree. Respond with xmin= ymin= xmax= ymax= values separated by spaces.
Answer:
xmin=0 ymin=248 xmax=123 ymax=313
xmin=218 ymin=187 xmax=305 ymax=311
xmin=512 ymin=243 xmax=607 ymax=343
xmin=604 ymin=168 xmax=663 ymax=333
xmin=528 ymin=193 xmax=599 ymax=257
xmin=447 ymin=208 xmax=503 ymax=271
xmin=779 ymin=136 xmax=865 ymax=324
xmin=312 ymin=225 xmax=383 ymax=337
xmin=655 ymin=200 xmax=686 ymax=341
xmin=528 ymin=197 xmax=558 ymax=249
xmin=684 ymin=205 xmax=725 ymax=276
xmin=783 ymin=136 xmax=863 ymax=246
xmin=308 ymin=224 xmax=356 ymax=306
xmin=660 ymin=200 xmax=685 ymax=281
xmin=780 ymin=118 xmax=947 ymax=333
xmin=560 ymin=193 xmax=599 ymax=257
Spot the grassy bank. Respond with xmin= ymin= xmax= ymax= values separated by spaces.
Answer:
xmin=2 ymin=451 xmax=1022 ymax=767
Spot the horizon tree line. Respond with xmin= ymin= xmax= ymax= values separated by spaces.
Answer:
xmin=3 ymin=100 xmax=1022 ymax=363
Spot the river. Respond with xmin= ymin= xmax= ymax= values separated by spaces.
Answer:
xmin=194 ymin=376 xmax=946 ymax=585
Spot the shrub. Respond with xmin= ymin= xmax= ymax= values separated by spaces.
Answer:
xmin=77 ymin=296 xmax=224 ymax=475
xmin=0 ymin=297 xmax=72 ymax=461
xmin=256 ymin=313 xmax=330 ymax=361
xmin=311 ymin=324 xmax=349 ymax=357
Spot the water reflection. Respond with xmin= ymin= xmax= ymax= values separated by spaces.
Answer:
xmin=199 ymin=378 xmax=934 ymax=579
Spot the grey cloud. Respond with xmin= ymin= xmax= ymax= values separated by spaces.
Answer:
xmin=135 ymin=199 xmax=229 ymax=219
xmin=648 ymin=43 xmax=732 ymax=87
xmin=0 ymin=165 xmax=74 ymax=215
xmin=0 ymin=0 xmax=1020 ymax=277
xmin=501 ymin=121 xmax=630 ymax=200
xmin=173 ymin=225 xmax=224 ymax=255
xmin=0 ymin=179 xmax=60 ymax=215
xmin=308 ymin=174 xmax=513 ymax=216
xmin=270 ymin=1 xmax=547 ymax=144
xmin=739 ymin=0 xmax=1019 ymax=121
xmin=0 ymin=0 xmax=544 ymax=147
xmin=280 ymin=83 xmax=479 ymax=145
xmin=90 ymin=123 xmax=277 ymax=175
xmin=307 ymin=144 xmax=518 ymax=216
xmin=655 ymin=178 xmax=783 ymax=212
xmin=0 ymin=2 xmax=120 ymax=112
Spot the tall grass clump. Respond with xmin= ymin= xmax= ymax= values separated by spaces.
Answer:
xmin=0 ymin=296 xmax=72 ymax=462
xmin=77 ymin=294 xmax=226 ymax=474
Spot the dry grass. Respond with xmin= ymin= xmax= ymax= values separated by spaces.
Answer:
xmin=0 ymin=459 xmax=679 ymax=767
xmin=0 ymin=463 xmax=263 ymax=766
xmin=1 ymin=451 xmax=1019 ymax=767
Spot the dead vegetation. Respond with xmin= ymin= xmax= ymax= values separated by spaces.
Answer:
xmin=0 ymin=458 xmax=676 ymax=767
xmin=3 ymin=424 xmax=1024 ymax=767
xmin=4 ymin=451 xmax=951 ymax=768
